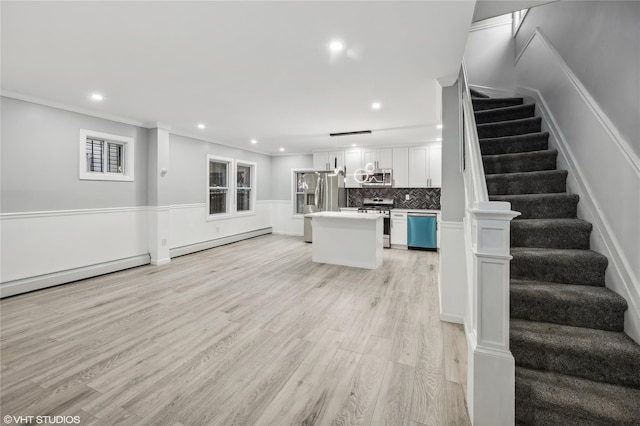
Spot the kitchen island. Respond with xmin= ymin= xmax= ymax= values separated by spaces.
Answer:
xmin=304 ymin=211 xmax=383 ymax=269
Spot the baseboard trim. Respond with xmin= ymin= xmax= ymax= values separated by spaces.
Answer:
xmin=0 ymin=254 xmax=151 ymax=298
xmin=169 ymin=227 xmax=272 ymax=258
xmin=440 ymin=313 xmax=465 ymax=324
xmin=271 ymin=231 xmax=304 ymax=237
xmin=468 ymin=84 xmax=516 ymax=98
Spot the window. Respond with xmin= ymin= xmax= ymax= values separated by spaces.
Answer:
xmin=208 ymin=155 xmax=233 ymax=216
xmin=513 ymin=9 xmax=528 ymax=37
xmin=293 ymin=168 xmax=313 ymax=215
xmin=79 ymin=129 xmax=134 ymax=181
xmin=236 ymin=160 xmax=256 ymax=214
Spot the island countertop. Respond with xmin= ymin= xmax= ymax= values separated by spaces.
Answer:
xmin=304 ymin=211 xmax=381 ymax=220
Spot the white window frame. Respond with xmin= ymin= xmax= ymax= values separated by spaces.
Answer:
xmin=207 ymin=154 xmax=234 ymax=220
xmin=235 ymin=159 xmax=257 ymax=216
xmin=513 ymin=9 xmax=528 ymax=37
xmin=292 ymin=168 xmax=313 ymax=217
xmin=79 ymin=129 xmax=134 ymax=181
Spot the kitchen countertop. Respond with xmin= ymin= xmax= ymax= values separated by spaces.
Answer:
xmin=305 ymin=211 xmax=382 ymax=220
xmin=341 ymin=207 xmax=440 ymax=213
xmin=390 ymin=209 xmax=441 ymax=214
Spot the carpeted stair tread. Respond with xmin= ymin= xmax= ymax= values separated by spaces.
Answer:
xmin=490 ymin=193 xmax=579 ymax=219
xmin=472 ymin=97 xmax=524 ymax=111
xmin=511 ymin=280 xmax=627 ymax=331
xmin=470 ymin=88 xmax=490 ymax=98
xmin=511 ymin=248 xmax=607 ymax=286
xmin=477 ymin=116 xmax=542 ymax=138
xmin=511 ymin=319 xmax=640 ymax=388
xmin=511 ymin=218 xmax=592 ymax=249
xmin=516 ymin=367 xmax=640 ymax=425
xmin=475 ymin=103 xmax=536 ymax=124
xmin=483 ymin=149 xmax=557 ymax=174
xmin=486 ymin=170 xmax=567 ymax=195
xmin=480 ymin=132 xmax=549 ymax=155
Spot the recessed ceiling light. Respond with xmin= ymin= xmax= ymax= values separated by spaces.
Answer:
xmin=329 ymin=41 xmax=344 ymax=52
xmin=251 ymin=139 xmax=257 ymax=144
xmin=197 ymin=124 xmax=205 ymax=129
xmin=436 ymin=137 xmax=442 ymax=141
xmin=91 ymin=93 xmax=103 ymax=101
xmin=279 ymin=147 xmax=285 ymax=152
xmin=437 ymin=124 xmax=443 ymax=129
xmin=371 ymin=102 xmax=382 ymax=110
xmin=352 ymin=144 xmax=356 ymax=147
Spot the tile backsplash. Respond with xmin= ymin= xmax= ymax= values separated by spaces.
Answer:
xmin=347 ymin=188 xmax=441 ymax=210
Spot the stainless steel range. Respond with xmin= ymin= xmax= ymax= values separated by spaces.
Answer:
xmin=358 ymin=197 xmax=393 ymax=248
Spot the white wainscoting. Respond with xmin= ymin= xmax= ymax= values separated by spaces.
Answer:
xmin=169 ymin=201 xmax=272 ymax=257
xmin=515 ymin=27 xmax=640 ymax=343
xmin=270 ymin=200 xmax=305 ymax=236
xmin=0 ymin=207 xmax=150 ymax=298
xmin=439 ymin=221 xmax=467 ymax=324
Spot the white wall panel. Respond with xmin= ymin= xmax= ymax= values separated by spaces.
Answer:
xmin=169 ymin=201 xmax=272 ymax=251
xmin=439 ymin=221 xmax=466 ymax=323
xmin=270 ymin=200 xmax=305 ymax=237
xmin=516 ymin=28 xmax=640 ymax=343
xmin=0 ymin=207 xmax=149 ymax=285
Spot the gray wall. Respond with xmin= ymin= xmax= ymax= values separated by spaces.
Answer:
xmin=464 ymin=15 xmax=516 ymax=91
xmin=516 ymin=1 xmax=640 ymax=157
xmin=270 ymin=154 xmax=313 ymax=200
xmin=168 ymin=134 xmax=272 ymax=205
xmin=441 ymin=83 xmax=465 ymax=222
xmin=1 ymin=97 xmax=149 ymax=212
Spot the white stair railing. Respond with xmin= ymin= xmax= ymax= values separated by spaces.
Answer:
xmin=459 ymin=62 xmax=520 ymax=425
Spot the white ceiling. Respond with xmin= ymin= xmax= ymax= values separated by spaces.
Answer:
xmin=1 ymin=1 xmax=476 ymax=155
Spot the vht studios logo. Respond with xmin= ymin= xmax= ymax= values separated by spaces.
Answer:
xmin=3 ymin=415 xmax=81 ymax=424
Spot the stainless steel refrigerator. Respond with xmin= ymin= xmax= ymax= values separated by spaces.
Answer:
xmin=303 ymin=169 xmax=346 ymax=242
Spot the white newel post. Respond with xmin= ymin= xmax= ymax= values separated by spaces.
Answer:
xmin=148 ymin=125 xmax=171 ymax=265
xmin=467 ymin=201 xmax=519 ymax=425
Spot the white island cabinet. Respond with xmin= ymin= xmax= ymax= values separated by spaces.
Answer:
xmin=305 ymin=211 xmax=383 ymax=269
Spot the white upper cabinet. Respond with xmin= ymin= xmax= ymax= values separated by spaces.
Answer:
xmin=377 ymin=148 xmax=393 ymax=169
xmin=428 ymin=144 xmax=442 ymax=188
xmin=312 ymin=144 xmax=439 ymax=189
xmin=313 ymin=151 xmax=344 ymax=171
xmin=408 ymin=143 xmax=441 ymax=188
xmin=392 ymin=147 xmax=409 ymax=188
xmin=362 ymin=148 xmax=393 ymax=169
xmin=409 ymin=146 xmax=429 ymax=187
xmin=344 ymin=148 xmax=363 ymax=188
xmin=330 ymin=151 xmax=344 ymax=170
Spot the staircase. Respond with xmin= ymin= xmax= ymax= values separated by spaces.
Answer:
xmin=471 ymin=89 xmax=640 ymax=425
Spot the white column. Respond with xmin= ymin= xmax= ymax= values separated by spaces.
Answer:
xmin=148 ymin=125 xmax=171 ymax=265
xmin=466 ymin=201 xmax=519 ymax=426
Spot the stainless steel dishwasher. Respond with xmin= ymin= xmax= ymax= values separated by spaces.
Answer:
xmin=407 ymin=212 xmax=437 ymax=250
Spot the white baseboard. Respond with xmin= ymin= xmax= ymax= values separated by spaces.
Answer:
xmin=0 ymin=254 xmax=150 ymax=298
xmin=169 ymin=227 xmax=272 ymax=258
xmin=469 ymin=84 xmax=516 ymax=98
xmin=440 ymin=313 xmax=465 ymax=324
xmin=272 ymin=231 xmax=304 ymax=237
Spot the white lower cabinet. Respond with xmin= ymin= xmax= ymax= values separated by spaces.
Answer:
xmin=390 ymin=211 xmax=408 ymax=247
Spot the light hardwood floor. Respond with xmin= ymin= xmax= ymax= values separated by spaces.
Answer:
xmin=0 ymin=234 xmax=469 ymax=425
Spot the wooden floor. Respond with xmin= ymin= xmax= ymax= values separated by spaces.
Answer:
xmin=0 ymin=234 xmax=469 ymax=426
